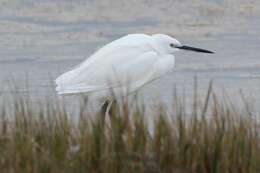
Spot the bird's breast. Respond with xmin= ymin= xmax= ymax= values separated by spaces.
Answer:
xmin=154 ymin=54 xmax=175 ymax=77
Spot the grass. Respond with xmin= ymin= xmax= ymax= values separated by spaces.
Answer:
xmin=0 ymin=84 xmax=259 ymax=173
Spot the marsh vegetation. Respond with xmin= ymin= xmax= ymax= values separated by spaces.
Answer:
xmin=0 ymin=84 xmax=259 ymax=173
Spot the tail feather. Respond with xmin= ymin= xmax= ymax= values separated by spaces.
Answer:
xmin=55 ymin=69 xmax=86 ymax=94
xmin=55 ymin=82 xmax=106 ymax=95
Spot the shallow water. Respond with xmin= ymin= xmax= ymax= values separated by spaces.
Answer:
xmin=0 ymin=0 xmax=260 ymax=111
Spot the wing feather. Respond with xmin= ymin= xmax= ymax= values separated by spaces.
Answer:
xmin=55 ymin=34 xmax=159 ymax=95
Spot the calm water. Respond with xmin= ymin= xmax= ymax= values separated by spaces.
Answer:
xmin=0 ymin=0 xmax=260 ymax=111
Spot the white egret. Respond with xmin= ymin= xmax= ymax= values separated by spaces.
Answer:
xmin=55 ymin=34 xmax=213 ymax=114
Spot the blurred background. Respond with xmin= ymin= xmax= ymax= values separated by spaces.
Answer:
xmin=0 ymin=0 xmax=260 ymax=108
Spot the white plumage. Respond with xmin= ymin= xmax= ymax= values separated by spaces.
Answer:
xmin=55 ymin=33 xmax=213 ymax=98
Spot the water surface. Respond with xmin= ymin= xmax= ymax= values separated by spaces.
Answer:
xmin=0 ymin=0 xmax=260 ymax=111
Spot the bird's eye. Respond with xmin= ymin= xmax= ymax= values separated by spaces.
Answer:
xmin=170 ymin=43 xmax=175 ymax=48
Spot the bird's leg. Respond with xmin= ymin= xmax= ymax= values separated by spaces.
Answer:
xmin=101 ymin=100 xmax=109 ymax=116
xmin=100 ymin=100 xmax=114 ymax=124
xmin=101 ymin=100 xmax=109 ymax=122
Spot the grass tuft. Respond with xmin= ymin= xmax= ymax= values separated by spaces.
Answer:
xmin=0 ymin=85 xmax=259 ymax=173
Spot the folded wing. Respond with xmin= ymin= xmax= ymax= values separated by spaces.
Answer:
xmin=55 ymin=34 xmax=160 ymax=95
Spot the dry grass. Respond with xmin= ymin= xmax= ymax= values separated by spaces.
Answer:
xmin=0 ymin=84 xmax=259 ymax=173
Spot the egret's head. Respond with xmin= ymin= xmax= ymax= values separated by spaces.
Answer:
xmin=152 ymin=34 xmax=214 ymax=54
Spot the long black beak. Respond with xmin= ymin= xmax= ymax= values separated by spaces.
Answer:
xmin=178 ymin=45 xmax=214 ymax=54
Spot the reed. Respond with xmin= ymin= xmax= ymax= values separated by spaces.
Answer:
xmin=0 ymin=84 xmax=259 ymax=173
